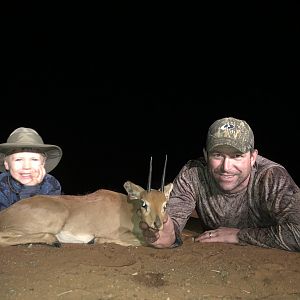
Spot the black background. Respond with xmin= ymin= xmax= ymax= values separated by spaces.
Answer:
xmin=2 ymin=3 xmax=299 ymax=194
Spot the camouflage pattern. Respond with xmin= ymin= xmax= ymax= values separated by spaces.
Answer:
xmin=206 ymin=117 xmax=254 ymax=153
xmin=167 ymin=156 xmax=300 ymax=251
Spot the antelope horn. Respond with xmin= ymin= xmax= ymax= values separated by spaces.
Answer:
xmin=147 ymin=156 xmax=152 ymax=192
xmin=161 ymin=154 xmax=167 ymax=192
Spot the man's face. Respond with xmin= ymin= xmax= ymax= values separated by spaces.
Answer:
xmin=206 ymin=145 xmax=257 ymax=193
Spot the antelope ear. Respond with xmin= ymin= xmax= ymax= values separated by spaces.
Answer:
xmin=123 ymin=181 xmax=145 ymax=200
xmin=163 ymin=183 xmax=173 ymax=201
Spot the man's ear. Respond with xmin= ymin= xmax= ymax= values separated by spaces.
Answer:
xmin=250 ymin=149 xmax=258 ymax=167
xmin=203 ymin=148 xmax=208 ymax=162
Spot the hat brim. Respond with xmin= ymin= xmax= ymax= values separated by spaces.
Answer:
xmin=207 ymin=138 xmax=250 ymax=153
xmin=0 ymin=143 xmax=62 ymax=173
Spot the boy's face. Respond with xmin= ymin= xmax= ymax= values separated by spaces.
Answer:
xmin=4 ymin=152 xmax=46 ymax=185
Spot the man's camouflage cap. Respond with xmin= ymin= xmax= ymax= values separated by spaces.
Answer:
xmin=206 ymin=117 xmax=254 ymax=153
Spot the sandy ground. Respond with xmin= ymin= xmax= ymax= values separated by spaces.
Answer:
xmin=1 ymin=218 xmax=300 ymax=300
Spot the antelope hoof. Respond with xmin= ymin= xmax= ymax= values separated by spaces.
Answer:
xmin=88 ymin=238 xmax=96 ymax=244
xmin=52 ymin=241 xmax=62 ymax=248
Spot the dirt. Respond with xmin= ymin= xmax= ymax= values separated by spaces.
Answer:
xmin=1 ymin=218 xmax=300 ymax=300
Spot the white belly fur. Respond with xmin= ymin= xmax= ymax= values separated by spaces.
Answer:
xmin=56 ymin=231 xmax=94 ymax=243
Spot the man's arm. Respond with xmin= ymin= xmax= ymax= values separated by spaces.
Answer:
xmin=239 ymin=167 xmax=300 ymax=251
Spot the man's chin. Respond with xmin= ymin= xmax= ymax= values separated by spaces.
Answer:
xmin=218 ymin=184 xmax=236 ymax=193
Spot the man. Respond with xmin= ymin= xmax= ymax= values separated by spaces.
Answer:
xmin=140 ymin=117 xmax=300 ymax=251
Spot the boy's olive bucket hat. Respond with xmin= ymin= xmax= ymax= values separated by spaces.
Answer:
xmin=0 ymin=127 xmax=62 ymax=173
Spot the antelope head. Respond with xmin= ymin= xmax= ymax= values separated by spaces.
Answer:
xmin=123 ymin=155 xmax=173 ymax=230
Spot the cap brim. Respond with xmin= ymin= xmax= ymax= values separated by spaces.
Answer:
xmin=207 ymin=138 xmax=248 ymax=153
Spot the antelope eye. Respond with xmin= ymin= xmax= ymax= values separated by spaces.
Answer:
xmin=142 ymin=201 xmax=148 ymax=211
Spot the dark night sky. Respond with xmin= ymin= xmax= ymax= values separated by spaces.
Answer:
xmin=3 ymin=3 xmax=300 ymax=194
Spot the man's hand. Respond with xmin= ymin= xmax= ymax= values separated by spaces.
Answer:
xmin=193 ymin=227 xmax=240 ymax=244
xmin=139 ymin=222 xmax=160 ymax=244
xmin=139 ymin=215 xmax=176 ymax=248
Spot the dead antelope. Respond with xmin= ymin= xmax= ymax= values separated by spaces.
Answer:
xmin=0 ymin=156 xmax=173 ymax=247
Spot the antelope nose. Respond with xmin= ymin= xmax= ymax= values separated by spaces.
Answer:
xmin=154 ymin=216 xmax=162 ymax=229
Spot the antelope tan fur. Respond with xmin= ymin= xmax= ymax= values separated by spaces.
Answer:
xmin=0 ymin=181 xmax=173 ymax=247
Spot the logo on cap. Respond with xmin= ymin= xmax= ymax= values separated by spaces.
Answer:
xmin=220 ymin=124 xmax=235 ymax=130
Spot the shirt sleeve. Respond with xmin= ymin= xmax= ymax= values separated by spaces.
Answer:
xmin=0 ymin=191 xmax=9 ymax=210
xmin=0 ymin=174 xmax=18 ymax=210
xmin=40 ymin=174 xmax=62 ymax=195
xmin=238 ymin=167 xmax=300 ymax=251
xmin=167 ymin=163 xmax=198 ymax=235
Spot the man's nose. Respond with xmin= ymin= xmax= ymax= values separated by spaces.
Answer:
xmin=222 ymin=157 xmax=232 ymax=171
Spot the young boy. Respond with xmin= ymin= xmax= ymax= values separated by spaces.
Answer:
xmin=0 ymin=127 xmax=63 ymax=210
